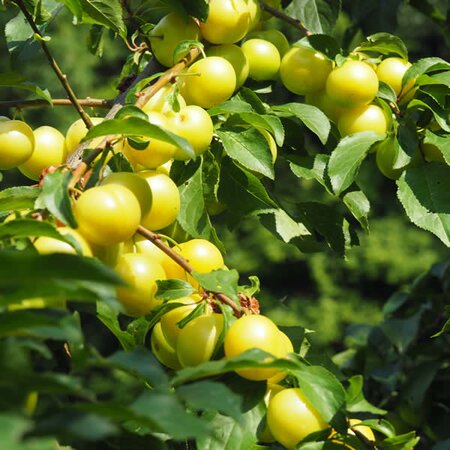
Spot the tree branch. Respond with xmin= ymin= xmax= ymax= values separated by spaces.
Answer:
xmin=0 ymin=98 xmax=113 ymax=110
xmin=259 ymin=1 xmax=312 ymax=36
xmin=137 ymin=226 xmax=242 ymax=317
xmin=15 ymin=0 xmax=94 ymax=128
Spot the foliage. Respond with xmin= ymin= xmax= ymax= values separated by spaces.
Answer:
xmin=0 ymin=0 xmax=448 ymax=449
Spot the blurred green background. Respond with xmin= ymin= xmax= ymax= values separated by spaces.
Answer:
xmin=0 ymin=1 xmax=448 ymax=351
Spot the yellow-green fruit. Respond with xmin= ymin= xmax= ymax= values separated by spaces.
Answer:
xmin=200 ymin=0 xmax=251 ymax=44
xmin=168 ymin=105 xmax=214 ymax=159
xmin=181 ymin=56 xmax=237 ymax=108
xmin=267 ymin=388 xmax=328 ymax=449
xmin=305 ymin=90 xmax=347 ymax=123
xmin=241 ymin=39 xmax=281 ymax=81
xmin=0 ymin=120 xmax=34 ymax=170
xmin=280 ymin=47 xmax=333 ymax=95
xmin=151 ymin=322 xmax=182 ymax=370
xmin=138 ymin=171 xmax=181 ymax=231
xmin=176 ymin=313 xmax=224 ymax=367
xmin=115 ymin=252 xmax=166 ymax=316
xmin=338 ymin=104 xmax=388 ymax=136
xmin=257 ymin=128 xmax=277 ymax=164
xmin=267 ymin=331 xmax=294 ymax=383
xmin=90 ymin=242 xmax=124 ymax=267
xmin=129 ymin=234 xmax=168 ymax=264
xmin=73 ymin=184 xmax=141 ymax=246
xmin=19 ymin=126 xmax=66 ymax=181
xmin=34 ymin=227 xmax=93 ymax=256
xmin=65 ymin=117 xmax=103 ymax=156
xmin=247 ymin=0 xmax=261 ymax=30
xmin=376 ymin=57 xmax=412 ymax=96
xmin=142 ymin=84 xmax=186 ymax=114
xmin=149 ymin=13 xmax=200 ymax=68
xmin=101 ymin=171 xmax=152 ymax=217
xmin=375 ymin=136 xmax=407 ymax=180
xmin=326 ymin=60 xmax=379 ymax=108
xmin=246 ymin=29 xmax=290 ymax=57
xmin=160 ymin=296 xmax=202 ymax=347
xmin=122 ymin=111 xmax=177 ymax=169
xmin=206 ymin=44 xmax=249 ymax=88
xmin=258 ymin=383 xmax=285 ymax=443
xmin=224 ymin=314 xmax=284 ymax=381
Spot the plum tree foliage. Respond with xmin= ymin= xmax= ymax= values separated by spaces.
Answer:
xmin=0 ymin=0 xmax=448 ymax=449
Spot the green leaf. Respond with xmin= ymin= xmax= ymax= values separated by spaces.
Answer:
xmin=0 ymin=251 xmax=122 ymax=305
xmin=423 ymin=130 xmax=450 ymax=165
xmin=38 ymin=168 xmax=77 ymax=228
xmin=0 ymin=73 xmax=51 ymax=103
xmin=218 ymin=158 xmax=277 ymax=216
xmin=357 ymin=419 xmax=395 ymax=437
xmin=217 ymin=128 xmax=274 ymax=179
xmin=172 ymin=348 xmax=300 ymax=386
xmin=286 ymin=0 xmax=341 ymax=34
xmin=346 ymin=375 xmax=387 ymax=414
xmin=180 ymin=0 xmax=209 ymax=21
xmin=380 ymin=312 xmax=423 ymax=353
xmin=83 ymin=117 xmax=195 ymax=159
xmin=178 ymin=161 xmax=214 ymax=239
xmin=236 ymin=87 xmax=266 ymax=114
xmin=407 ymin=98 xmax=450 ymax=132
xmin=257 ymin=208 xmax=312 ymax=244
xmin=355 ymin=32 xmax=408 ymax=59
xmin=238 ymin=113 xmax=284 ymax=146
xmin=328 ymin=132 xmax=385 ymax=195
xmin=343 ymin=191 xmax=370 ymax=231
xmin=289 ymin=154 xmax=331 ymax=193
xmin=403 ymin=57 xmax=450 ymax=87
xmin=208 ymin=100 xmax=254 ymax=116
xmin=56 ymin=0 xmax=83 ymax=19
xmin=0 ymin=186 xmax=40 ymax=212
xmin=177 ymin=381 xmax=242 ymax=420
xmin=196 ymin=404 xmax=265 ymax=450
xmin=108 ymin=347 xmax=169 ymax=388
xmin=130 ymin=391 xmax=210 ymax=440
xmin=378 ymin=81 xmax=398 ymax=103
xmin=79 ymin=0 xmax=126 ymax=39
xmin=192 ymin=269 xmax=239 ymax=303
xmin=0 ymin=310 xmax=82 ymax=342
xmin=397 ymin=164 xmax=450 ymax=246
xmin=155 ymin=279 xmax=196 ymax=301
xmin=272 ymin=103 xmax=331 ymax=145
xmin=292 ymin=365 xmax=346 ymax=423
xmin=87 ymin=23 xmax=105 ymax=56
xmin=304 ymin=34 xmax=341 ymax=59
xmin=107 ymin=152 xmax=134 ymax=172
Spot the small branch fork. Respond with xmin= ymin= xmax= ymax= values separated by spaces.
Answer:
xmin=259 ymin=1 xmax=312 ymax=36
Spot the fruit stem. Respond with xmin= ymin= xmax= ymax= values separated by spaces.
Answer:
xmin=259 ymin=1 xmax=312 ymax=36
xmin=136 ymin=225 xmax=243 ymax=317
xmin=15 ymin=0 xmax=94 ymax=129
xmin=0 ymin=98 xmax=113 ymax=110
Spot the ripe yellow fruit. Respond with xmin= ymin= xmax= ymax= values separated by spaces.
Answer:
xmin=34 ymin=227 xmax=92 ymax=256
xmin=280 ymin=47 xmax=333 ymax=95
xmin=241 ymin=39 xmax=281 ymax=81
xmin=65 ymin=117 xmax=103 ymax=156
xmin=151 ymin=322 xmax=182 ymax=370
xmin=0 ymin=120 xmax=34 ymax=170
xmin=142 ymin=84 xmax=186 ymax=115
xmin=19 ymin=126 xmax=67 ymax=181
xmin=338 ymin=104 xmax=388 ymax=136
xmin=326 ymin=60 xmax=379 ymax=108
xmin=376 ymin=57 xmax=412 ymax=96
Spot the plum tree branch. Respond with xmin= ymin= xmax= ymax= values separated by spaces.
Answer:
xmin=137 ymin=226 xmax=243 ymax=317
xmin=15 ymin=0 xmax=94 ymax=129
xmin=0 ymin=98 xmax=113 ymax=110
xmin=259 ymin=1 xmax=312 ymax=36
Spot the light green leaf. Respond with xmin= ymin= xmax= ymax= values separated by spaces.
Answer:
xmin=0 ymin=186 xmax=40 ymax=212
xmin=423 ymin=130 xmax=450 ymax=164
xmin=155 ymin=279 xmax=196 ymax=301
xmin=403 ymin=57 xmax=450 ymax=87
xmin=272 ymin=103 xmax=331 ymax=145
xmin=328 ymin=132 xmax=385 ymax=195
xmin=238 ymin=113 xmax=284 ymax=146
xmin=343 ymin=191 xmax=370 ymax=231
xmin=192 ymin=269 xmax=239 ymax=303
xmin=217 ymin=128 xmax=274 ymax=179
xmin=346 ymin=375 xmax=387 ymax=414
xmin=208 ymin=100 xmax=254 ymax=116
xmin=397 ymin=164 xmax=450 ymax=246
xmin=0 ymin=73 xmax=51 ymax=103
xmin=355 ymin=32 xmax=408 ymax=59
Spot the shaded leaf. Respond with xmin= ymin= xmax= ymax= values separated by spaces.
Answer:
xmin=0 ymin=186 xmax=40 ymax=212
xmin=155 ymin=279 xmax=196 ymax=301
xmin=79 ymin=0 xmax=126 ymax=39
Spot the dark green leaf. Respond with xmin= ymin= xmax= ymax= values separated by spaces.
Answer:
xmin=355 ymin=32 xmax=408 ymax=59
xmin=343 ymin=191 xmax=370 ymax=231
xmin=403 ymin=57 xmax=450 ymax=87
xmin=107 ymin=152 xmax=134 ymax=172
xmin=328 ymin=132 xmax=385 ymax=195
xmin=272 ymin=103 xmax=331 ymax=145
xmin=289 ymin=154 xmax=331 ymax=193
xmin=208 ymin=100 xmax=254 ymax=116
xmin=177 ymin=381 xmax=242 ymax=420
xmin=286 ymin=0 xmax=341 ymax=34
xmin=38 ymin=168 xmax=77 ymax=228
xmin=397 ymin=164 xmax=450 ymax=246
xmin=180 ymin=0 xmax=209 ymax=21
xmin=0 ymin=72 xmax=51 ymax=103
xmin=423 ymin=130 xmax=450 ymax=165
xmin=155 ymin=279 xmax=196 ymax=301
xmin=217 ymin=128 xmax=274 ymax=179
xmin=407 ymin=98 xmax=450 ymax=132
xmin=87 ymin=24 xmax=105 ymax=56
xmin=238 ymin=113 xmax=284 ymax=146
xmin=236 ymin=87 xmax=266 ymax=114
xmin=378 ymin=81 xmax=398 ymax=103
xmin=79 ymin=0 xmax=127 ymax=39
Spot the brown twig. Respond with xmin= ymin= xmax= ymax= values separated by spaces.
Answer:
xmin=0 ymin=98 xmax=113 ymax=110
xmin=259 ymin=1 xmax=312 ymax=36
xmin=137 ymin=225 xmax=242 ymax=317
xmin=15 ymin=0 xmax=94 ymax=128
